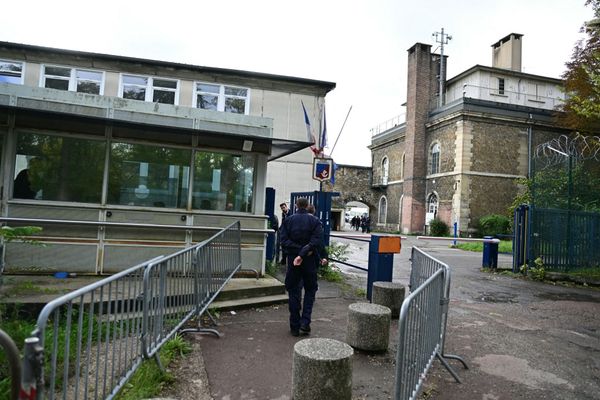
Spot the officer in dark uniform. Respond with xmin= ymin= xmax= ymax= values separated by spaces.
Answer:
xmin=280 ymin=197 xmax=324 ymax=336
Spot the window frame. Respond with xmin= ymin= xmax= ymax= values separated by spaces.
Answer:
xmin=497 ymin=77 xmax=505 ymax=95
xmin=430 ymin=142 xmax=441 ymax=175
xmin=119 ymin=73 xmax=180 ymax=105
xmin=381 ymin=156 xmax=389 ymax=184
xmin=427 ymin=193 xmax=439 ymax=216
xmin=0 ymin=59 xmax=24 ymax=85
xmin=378 ymin=195 xmax=388 ymax=224
xmin=193 ymin=82 xmax=250 ymax=114
xmin=40 ymin=64 xmax=105 ymax=95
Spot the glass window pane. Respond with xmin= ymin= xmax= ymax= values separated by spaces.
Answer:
xmin=45 ymin=66 xmax=71 ymax=77
xmin=197 ymin=94 xmax=218 ymax=110
xmin=108 ymin=142 xmax=191 ymax=208
xmin=153 ymin=79 xmax=177 ymax=89
xmin=192 ymin=151 xmax=254 ymax=212
xmin=123 ymin=75 xmax=148 ymax=86
xmin=123 ymin=85 xmax=146 ymax=100
xmin=14 ymin=133 xmax=105 ymax=202
xmin=153 ymin=90 xmax=175 ymax=104
xmin=0 ymin=75 xmax=21 ymax=84
xmin=0 ymin=61 xmax=22 ymax=83
xmin=76 ymin=70 xmax=102 ymax=81
xmin=77 ymin=81 xmax=100 ymax=94
xmin=196 ymin=83 xmax=219 ymax=94
xmin=45 ymin=78 xmax=69 ymax=91
xmin=225 ymin=98 xmax=246 ymax=114
xmin=225 ymin=87 xmax=247 ymax=97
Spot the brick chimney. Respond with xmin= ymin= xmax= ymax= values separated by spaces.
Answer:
xmin=401 ymin=43 xmax=434 ymax=234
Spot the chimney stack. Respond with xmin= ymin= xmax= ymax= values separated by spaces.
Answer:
xmin=492 ymin=33 xmax=523 ymax=71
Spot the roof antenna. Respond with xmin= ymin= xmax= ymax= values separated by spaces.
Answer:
xmin=432 ymin=28 xmax=452 ymax=108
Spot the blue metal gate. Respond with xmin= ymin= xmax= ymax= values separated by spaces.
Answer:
xmin=289 ymin=191 xmax=339 ymax=246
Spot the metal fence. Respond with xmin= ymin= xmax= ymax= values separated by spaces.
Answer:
xmin=19 ymin=221 xmax=241 ymax=400
xmin=394 ymin=247 xmax=468 ymax=400
xmin=531 ymin=207 xmax=600 ymax=271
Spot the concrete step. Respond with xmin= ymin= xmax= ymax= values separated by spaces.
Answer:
xmin=210 ymin=293 xmax=288 ymax=312
xmin=214 ymin=277 xmax=286 ymax=302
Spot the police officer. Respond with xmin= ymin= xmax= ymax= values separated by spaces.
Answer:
xmin=280 ymin=197 xmax=324 ymax=336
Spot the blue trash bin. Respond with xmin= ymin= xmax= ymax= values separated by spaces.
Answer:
xmin=482 ymin=236 xmax=499 ymax=269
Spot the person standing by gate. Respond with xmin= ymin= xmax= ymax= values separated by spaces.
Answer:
xmin=280 ymin=197 xmax=324 ymax=336
xmin=277 ymin=202 xmax=290 ymax=264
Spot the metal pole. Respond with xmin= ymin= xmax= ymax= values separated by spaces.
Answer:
xmin=433 ymin=28 xmax=452 ymax=108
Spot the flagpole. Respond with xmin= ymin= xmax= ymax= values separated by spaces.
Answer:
xmin=330 ymin=105 xmax=353 ymax=157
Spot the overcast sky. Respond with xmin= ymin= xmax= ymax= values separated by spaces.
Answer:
xmin=2 ymin=0 xmax=593 ymax=166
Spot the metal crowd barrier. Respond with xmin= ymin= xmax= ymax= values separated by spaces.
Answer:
xmin=394 ymin=247 xmax=468 ymax=400
xmin=18 ymin=221 xmax=241 ymax=400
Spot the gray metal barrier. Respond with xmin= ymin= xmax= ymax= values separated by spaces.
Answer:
xmin=394 ymin=247 xmax=468 ymax=400
xmin=21 ymin=221 xmax=241 ymax=400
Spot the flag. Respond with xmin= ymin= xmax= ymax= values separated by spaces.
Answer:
xmin=330 ymin=161 xmax=338 ymax=185
xmin=319 ymin=104 xmax=327 ymax=155
xmin=301 ymin=101 xmax=320 ymax=156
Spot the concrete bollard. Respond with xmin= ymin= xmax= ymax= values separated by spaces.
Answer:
xmin=346 ymin=302 xmax=391 ymax=352
xmin=292 ymin=338 xmax=353 ymax=400
xmin=371 ymin=281 xmax=405 ymax=318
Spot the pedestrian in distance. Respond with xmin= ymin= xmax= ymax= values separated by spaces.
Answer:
xmin=280 ymin=197 xmax=324 ymax=337
xmin=277 ymin=202 xmax=290 ymax=264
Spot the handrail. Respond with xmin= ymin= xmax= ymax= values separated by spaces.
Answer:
xmin=0 ymin=328 xmax=21 ymax=400
xmin=0 ymin=216 xmax=273 ymax=234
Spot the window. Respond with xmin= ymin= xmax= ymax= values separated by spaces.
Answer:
xmin=498 ymin=77 xmax=505 ymax=95
xmin=192 ymin=151 xmax=255 ymax=212
xmin=430 ymin=142 xmax=440 ymax=175
xmin=381 ymin=157 xmax=389 ymax=184
xmin=120 ymin=74 xmax=179 ymax=105
xmin=400 ymin=153 xmax=405 ymax=180
xmin=108 ymin=142 xmax=191 ymax=208
xmin=427 ymin=193 xmax=438 ymax=217
xmin=378 ymin=196 xmax=387 ymax=224
xmin=0 ymin=60 xmax=23 ymax=84
xmin=14 ymin=132 xmax=106 ymax=202
xmin=42 ymin=65 xmax=103 ymax=94
xmin=194 ymin=82 xmax=250 ymax=114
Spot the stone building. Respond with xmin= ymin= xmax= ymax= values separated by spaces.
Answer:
xmin=0 ymin=41 xmax=334 ymax=274
xmin=370 ymin=34 xmax=568 ymax=235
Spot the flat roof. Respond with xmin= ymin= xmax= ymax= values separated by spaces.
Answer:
xmin=0 ymin=41 xmax=337 ymax=92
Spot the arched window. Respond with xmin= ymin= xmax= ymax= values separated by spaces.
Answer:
xmin=381 ymin=157 xmax=389 ymax=184
xmin=400 ymin=153 xmax=405 ymax=180
xmin=427 ymin=193 xmax=438 ymax=217
xmin=378 ymin=196 xmax=387 ymax=224
xmin=430 ymin=143 xmax=440 ymax=175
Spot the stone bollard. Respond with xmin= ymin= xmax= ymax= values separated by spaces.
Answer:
xmin=346 ymin=302 xmax=391 ymax=352
xmin=371 ymin=281 xmax=405 ymax=318
xmin=292 ymin=338 xmax=353 ymax=400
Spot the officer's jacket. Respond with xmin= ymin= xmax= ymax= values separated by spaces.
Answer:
xmin=280 ymin=208 xmax=323 ymax=258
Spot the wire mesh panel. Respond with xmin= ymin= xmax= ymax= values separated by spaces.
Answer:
xmin=25 ymin=221 xmax=242 ymax=400
xmin=142 ymin=221 xmax=241 ymax=359
xmin=394 ymin=268 xmax=445 ymax=400
xmin=30 ymin=259 xmax=152 ymax=400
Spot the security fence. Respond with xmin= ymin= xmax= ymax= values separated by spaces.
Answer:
xmin=18 ymin=221 xmax=241 ymax=400
xmin=394 ymin=247 xmax=467 ymax=400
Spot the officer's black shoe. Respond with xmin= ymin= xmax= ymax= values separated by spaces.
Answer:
xmin=290 ymin=329 xmax=300 ymax=337
xmin=299 ymin=325 xmax=311 ymax=336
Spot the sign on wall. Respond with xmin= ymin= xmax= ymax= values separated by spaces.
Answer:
xmin=313 ymin=157 xmax=333 ymax=182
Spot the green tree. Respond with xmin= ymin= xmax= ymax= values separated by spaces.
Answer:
xmin=559 ymin=0 xmax=600 ymax=134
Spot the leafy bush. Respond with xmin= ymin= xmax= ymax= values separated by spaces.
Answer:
xmin=520 ymin=257 xmax=546 ymax=281
xmin=477 ymin=214 xmax=511 ymax=237
xmin=319 ymin=242 xmax=349 ymax=282
xmin=429 ymin=218 xmax=449 ymax=237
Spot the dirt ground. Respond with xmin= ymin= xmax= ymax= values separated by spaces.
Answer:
xmin=157 ymin=237 xmax=600 ymax=400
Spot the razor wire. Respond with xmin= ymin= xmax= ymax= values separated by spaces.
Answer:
xmin=534 ymin=134 xmax=600 ymax=168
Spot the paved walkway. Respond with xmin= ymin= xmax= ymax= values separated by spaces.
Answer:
xmin=164 ymin=236 xmax=600 ymax=400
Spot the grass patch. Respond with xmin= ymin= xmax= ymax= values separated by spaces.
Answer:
xmin=116 ymin=334 xmax=191 ymax=400
xmin=1 ymin=279 xmax=64 ymax=298
xmin=454 ymin=241 xmax=512 ymax=253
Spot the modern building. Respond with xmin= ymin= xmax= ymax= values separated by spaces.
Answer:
xmin=369 ymin=34 xmax=569 ymax=234
xmin=0 ymin=41 xmax=334 ymax=274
